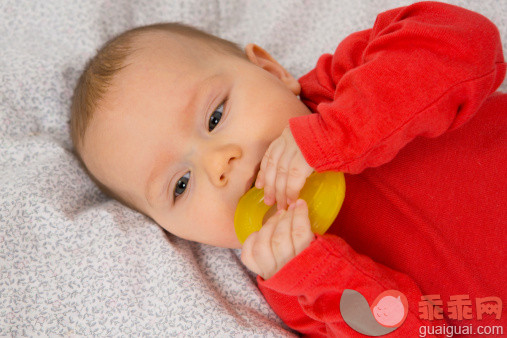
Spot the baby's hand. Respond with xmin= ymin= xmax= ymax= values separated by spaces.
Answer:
xmin=241 ymin=199 xmax=314 ymax=280
xmin=255 ymin=126 xmax=313 ymax=210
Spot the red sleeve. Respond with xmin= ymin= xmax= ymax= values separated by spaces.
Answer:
xmin=289 ymin=1 xmax=506 ymax=174
xmin=258 ymin=235 xmax=446 ymax=337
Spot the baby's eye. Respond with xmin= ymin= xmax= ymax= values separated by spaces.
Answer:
xmin=208 ymin=102 xmax=224 ymax=131
xmin=174 ymin=172 xmax=190 ymax=200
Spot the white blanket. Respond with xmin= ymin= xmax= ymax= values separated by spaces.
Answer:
xmin=1 ymin=0 xmax=505 ymax=335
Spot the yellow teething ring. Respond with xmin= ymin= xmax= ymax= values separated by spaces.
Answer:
xmin=234 ymin=171 xmax=346 ymax=244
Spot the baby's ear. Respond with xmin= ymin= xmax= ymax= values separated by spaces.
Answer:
xmin=245 ymin=43 xmax=300 ymax=95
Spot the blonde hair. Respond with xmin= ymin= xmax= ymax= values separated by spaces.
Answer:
xmin=70 ymin=23 xmax=245 ymax=209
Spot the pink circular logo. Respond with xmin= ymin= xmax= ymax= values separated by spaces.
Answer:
xmin=371 ymin=290 xmax=409 ymax=328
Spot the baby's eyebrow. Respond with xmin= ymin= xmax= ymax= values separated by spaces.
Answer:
xmin=144 ymin=73 xmax=221 ymax=208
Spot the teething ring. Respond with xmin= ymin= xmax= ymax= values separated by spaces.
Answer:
xmin=234 ymin=171 xmax=346 ymax=244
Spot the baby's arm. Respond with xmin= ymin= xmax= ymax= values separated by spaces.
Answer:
xmin=256 ymin=2 xmax=505 ymax=208
xmin=257 ymin=234 xmax=445 ymax=337
xmin=241 ymin=200 xmax=444 ymax=336
xmin=291 ymin=1 xmax=505 ymax=174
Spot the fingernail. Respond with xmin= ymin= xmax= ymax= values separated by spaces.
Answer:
xmin=296 ymin=199 xmax=305 ymax=207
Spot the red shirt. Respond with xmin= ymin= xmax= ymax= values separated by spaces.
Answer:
xmin=257 ymin=2 xmax=506 ymax=337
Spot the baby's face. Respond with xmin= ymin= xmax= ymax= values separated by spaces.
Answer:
xmin=81 ymin=32 xmax=311 ymax=248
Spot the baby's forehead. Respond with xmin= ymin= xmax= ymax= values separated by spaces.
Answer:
xmin=95 ymin=36 xmax=216 ymax=129
xmin=102 ymin=36 xmax=205 ymax=101
xmin=94 ymin=29 xmax=240 ymax=132
xmin=130 ymin=30 xmax=219 ymax=64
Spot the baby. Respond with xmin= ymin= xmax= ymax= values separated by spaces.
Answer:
xmin=71 ymin=2 xmax=506 ymax=336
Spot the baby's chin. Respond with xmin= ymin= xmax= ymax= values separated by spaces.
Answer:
xmin=206 ymin=230 xmax=242 ymax=249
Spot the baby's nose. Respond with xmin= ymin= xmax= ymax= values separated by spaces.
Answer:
xmin=203 ymin=144 xmax=242 ymax=187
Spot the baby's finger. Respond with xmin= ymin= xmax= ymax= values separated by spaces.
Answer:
xmin=285 ymin=161 xmax=312 ymax=206
xmin=291 ymin=199 xmax=314 ymax=256
xmin=240 ymin=232 xmax=263 ymax=276
xmin=274 ymin=149 xmax=295 ymax=210
xmin=255 ymin=142 xmax=274 ymax=189
xmin=270 ymin=205 xmax=296 ymax=271
xmin=261 ymin=139 xmax=285 ymax=206
xmin=250 ymin=210 xmax=283 ymax=278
